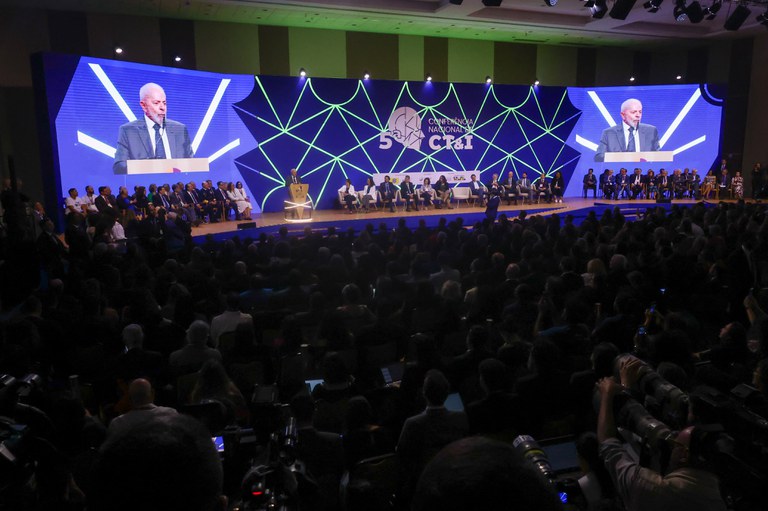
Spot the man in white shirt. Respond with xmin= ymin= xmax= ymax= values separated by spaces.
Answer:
xmin=64 ymin=187 xmax=84 ymax=215
xmin=210 ymin=293 xmax=253 ymax=347
xmin=107 ymin=378 xmax=177 ymax=437
xmin=82 ymin=185 xmax=99 ymax=214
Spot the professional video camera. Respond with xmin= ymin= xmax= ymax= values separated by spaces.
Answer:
xmin=512 ymin=435 xmax=584 ymax=510
xmin=234 ymin=418 xmax=319 ymax=511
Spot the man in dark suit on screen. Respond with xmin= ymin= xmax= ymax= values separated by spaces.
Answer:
xmin=595 ymin=98 xmax=660 ymax=162
xmin=113 ymin=83 xmax=194 ymax=175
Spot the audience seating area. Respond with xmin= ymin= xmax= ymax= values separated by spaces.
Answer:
xmin=2 ymin=178 xmax=768 ymax=510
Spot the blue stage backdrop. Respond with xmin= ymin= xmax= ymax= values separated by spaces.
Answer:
xmin=40 ymin=53 xmax=724 ymax=213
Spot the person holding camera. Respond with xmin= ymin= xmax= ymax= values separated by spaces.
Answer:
xmin=596 ymin=359 xmax=726 ymax=511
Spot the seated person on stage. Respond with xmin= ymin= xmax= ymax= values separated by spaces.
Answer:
xmin=645 ymin=170 xmax=658 ymax=199
xmin=338 ymin=178 xmax=357 ymax=213
xmin=468 ymin=174 xmax=486 ymax=204
xmin=615 ymin=168 xmax=630 ymax=199
xmin=583 ymin=168 xmax=597 ymax=198
xmin=701 ymin=170 xmax=716 ymax=199
xmin=419 ymin=177 xmax=434 ymax=209
xmin=199 ymin=180 xmax=220 ymax=222
xmin=379 ymin=175 xmax=396 ymax=212
xmin=434 ymin=175 xmax=453 ymax=209
xmin=534 ymin=174 xmax=551 ymax=203
xmin=717 ymin=168 xmax=730 ymax=199
xmin=486 ymin=173 xmax=504 ymax=199
xmin=672 ymin=169 xmax=686 ymax=199
xmin=657 ymin=169 xmax=671 ymax=198
xmin=361 ymin=177 xmax=377 ymax=212
xmin=682 ymin=168 xmax=691 ymax=196
xmin=227 ymin=181 xmax=252 ymax=219
xmin=65 ymin=188 xmax=84 ymax=216
xmin=184 ymin=182 xmax=205 ymax=222
xmin=214 ymin=181 xmax=232 ymax=219
xmin=170 ymin=183 xmax=197 ymax=224
xmin=503 ymin=171 xmax=518 ymax=203
xmin=732 ymin=171 xmax=744 ymax=200
xmin=551 ymin=171 xmax=564 ymax=203
xmin=400 ymin=175 xmax=419 ymax=212
xmin=517 ymin=172 xmax=533 ymax=202
xmin=602 ymin=170 xmax=615 ymax=200
xmin=630 ymin=168 xmax=644 ymax=199
xmin=689 ymin=169 xmax=701 ymax=199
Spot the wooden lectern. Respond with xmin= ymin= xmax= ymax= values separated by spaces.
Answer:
xmin=604 ymin=151 xmax=674 ymax=163
xmin=286 ymin=183 xmax=312 ymax=220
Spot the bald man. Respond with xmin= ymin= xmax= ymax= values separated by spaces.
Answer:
xmin=595 ymin=98 xmax=660 ymax=162
xmin=107 ymin=378 xmax=177 ymax=436
xmin=113 ymin=82 xmax=194 ymax=174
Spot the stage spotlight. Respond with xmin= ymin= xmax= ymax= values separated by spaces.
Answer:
xmin=174 ymin=55 xmax=182 ymax=63
xmin=426 ymin=74 xmax=432 ymax=82
xmin=114 ymin=46 xmax=123 ymax=55
xmin=591 ymin=0 xmax=608 ymax=18
xmin=676 ymin=74 xmax=682 ymax=80
xmin=724 ymin=3 xmax=751 ymax=31
xmin=686 ymin=1 xmax=705 ymax=23
xmin=643 ymin=0 xmax=663 ymax=13
xmin=630 ymin=76 xmax=636 ymax=82
xmin=299 ymin=68 xmax=307 ymax=77
xmin=534 ymin=79 xmax=540 ymax=86
xmin=703 ymin=0 xmax=721 ymax=20
xmin=610 ymin=0 xmax=638 ymax=20
xmin=674 ymin=0 xmax=688 ymax=21
xmin=482 ymin=0 xmax=503 ymax=5
xmin=545 ymin=0 xmax=558 ymax=6
xmin=363 ymin=71 xmax=370 ymax=80
xmin=485 ymin=76 xmax=492 ymax=84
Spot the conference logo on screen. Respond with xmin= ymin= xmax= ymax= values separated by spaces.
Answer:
xmin=380 ymin=106 xmax=475 ymax=152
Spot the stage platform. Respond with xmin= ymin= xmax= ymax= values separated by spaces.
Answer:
xmin=190 ymin=197 xmax=738 ymax=242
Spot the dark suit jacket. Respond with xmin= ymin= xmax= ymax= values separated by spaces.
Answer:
xmin=595 ymin=122 xmax=660 ymax=162
xmin=153 ymin=193 xmax=172 ymax=209
xmin=286 ymin=174 xmax=302 ymax=186
xmin=400 ymin=181 xmax=416 ymax=196
xmin=397 ymin=406 xmax=468 ymax=488
xmin=95 ymin=194 xmax=117 ymax=213
xmin=113 ymin=118 xmax=193 ymax=174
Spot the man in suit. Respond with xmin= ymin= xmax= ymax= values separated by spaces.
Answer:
xmin=503 ymin=171 xmax=518 ymax=204
xmin=379 ymin=175 xmax=396 ymax=212
xmin=170 ymin=184 xmax=197 ymax=225
xmin=397 ymin=369 xmax=468 ymax=500
xmin=518 ymin=172 xmax=533 ymax=202
xmin=113 ymin=83 xmax=194 ymax=174
xmin=286 ymin=168 xmax=302 ymax=185
xmin=583 ymin=168 xmax=597 ymax=198
xmin=595 ymin=98 xmax=660 ymax=162
xmin=630 ymin=167 xmax=644 ymax=199
xmin=153 ymin=185 xmax=172 ymax=213
xmin=400 ymin=174 xmax=419 ymax=211
xmin=717 ymin=168 xmax=730 ymax=199
xmin=468 ymin=174 xmax=486 ymax=204
xmin=615 ymin=167 xmax=630 ymax=199
xmin=95 ymin=185 xmax=117 ymax=213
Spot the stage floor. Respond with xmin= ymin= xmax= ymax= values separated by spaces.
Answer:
xmin=190 ymin=197 xmax=735 ymax=241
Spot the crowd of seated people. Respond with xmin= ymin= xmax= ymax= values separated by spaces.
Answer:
xmin=591 ymin=165 xmax=759 ymax=201
xmin=4 ymin=175 xmax=768 ymax=510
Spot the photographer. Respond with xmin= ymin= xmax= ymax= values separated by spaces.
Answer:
xmin=596 ymin=359 xmax=726 ymax=511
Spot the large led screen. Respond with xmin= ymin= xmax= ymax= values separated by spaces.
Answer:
xmin=40 ymin=54 xmax=725 ymax=212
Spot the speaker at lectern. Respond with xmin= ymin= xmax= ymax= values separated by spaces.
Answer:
xmin=286 ymin=183 xmax=312 ymax=220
